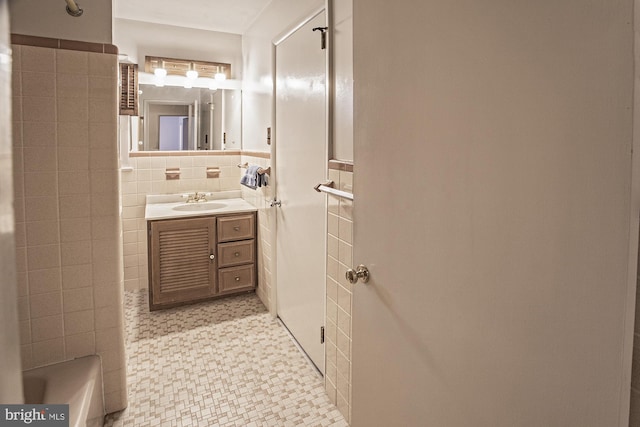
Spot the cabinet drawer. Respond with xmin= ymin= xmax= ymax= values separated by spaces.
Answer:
xmin=218 ymin=264 xmax=255 ymax=293
xmin=217 ymin=214 xmax=255 ymax=242
xmin=218 ymin=239 xmax=255 ymax=268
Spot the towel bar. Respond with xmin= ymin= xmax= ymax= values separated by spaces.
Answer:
xmin=237 ymin=163 xmax=270 ymax=175
xmin=314 ymin=181 xmax=354 ymax=201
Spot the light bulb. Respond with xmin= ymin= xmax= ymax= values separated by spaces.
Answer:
xmin=154 ymin=68 xmax=167 ymax=78
xmin=186 ymin=70 xmax=198 ymax=79
xmin=214 ymin=72 xmax=226 ymax=81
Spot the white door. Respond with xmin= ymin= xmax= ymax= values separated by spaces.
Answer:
xmin=351 ymin=1 xmax=635 ymax=426
xmin=275 ymin=10 xmax=327 ymax=373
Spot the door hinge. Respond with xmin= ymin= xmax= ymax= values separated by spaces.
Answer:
xmin=312 ymin=26 xmax=328 ymax=50
xmin=320 ymin=326 xmax=325 ymax=344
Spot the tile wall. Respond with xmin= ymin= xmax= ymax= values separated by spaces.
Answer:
xmin=239 ymin=152 xmax=274 ymax=314
xmin=324 ymin=165 xmax=354 ymax=423
xmin=11 ymin=42 xmax=127 ymax=413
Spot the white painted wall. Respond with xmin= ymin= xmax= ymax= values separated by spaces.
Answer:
xmin=113 ymin=18 xmax=243 ymax=79
xmin=0 ymin=0 xmax=23 ymax=404
xmin=9 ymin=0 xmax=112 ymax=43
xmin=332 ymin=0 xmax=353 ymax=161
xmin=242 ymin=0 xmax=324 ymax=151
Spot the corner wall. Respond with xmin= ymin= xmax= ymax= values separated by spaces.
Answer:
xmin=12 ymin=38 xmax=126 ymax=413
xmin=240 ymin=152 xmax=274 ymax=313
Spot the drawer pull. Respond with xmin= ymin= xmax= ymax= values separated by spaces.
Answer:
xmin=209 ymin=254 xmax=215 ymax=260
xmin=233 ymin=226 xmax=240 ymax=231
xmin=234 ymin=252 xmax=240 ymax=257
xmin=235 ymin=276 xmax=241 ymax=281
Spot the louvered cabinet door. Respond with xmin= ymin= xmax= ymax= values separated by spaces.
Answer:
xmin=149 ymin=217 xmax=216 ymax=310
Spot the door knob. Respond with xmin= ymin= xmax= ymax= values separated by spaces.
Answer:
xmin=346 ymin=265 xmax=370 ymax=284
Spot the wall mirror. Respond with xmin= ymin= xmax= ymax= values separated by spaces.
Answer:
xmin=131 ymin=84 xmax=242 ymax=152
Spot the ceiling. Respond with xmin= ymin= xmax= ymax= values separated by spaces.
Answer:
xmin=113 ymin=0 xmax=273 ymax=34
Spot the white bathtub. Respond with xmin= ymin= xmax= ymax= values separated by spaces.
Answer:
xmin=22 ymin=355 xmax=104 ymax=427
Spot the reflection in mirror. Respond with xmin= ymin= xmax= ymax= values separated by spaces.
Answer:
xmin=131 ymin=84 xmax=242 ymax=152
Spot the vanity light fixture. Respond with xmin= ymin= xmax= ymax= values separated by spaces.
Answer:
xmin=145 ymin=56 xmax=231 ymax=80
xmin=208 ymin=81 xmax=218 ymax=91
xmin=183 ymin=80 xmax=193 ymax=89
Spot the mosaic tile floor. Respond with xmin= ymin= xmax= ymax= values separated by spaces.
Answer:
xmin=105 ymin=290 xmax=348 ymax=427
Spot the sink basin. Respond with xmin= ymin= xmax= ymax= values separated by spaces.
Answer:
xmin=172 ymin=201 xmax=227 ymax=212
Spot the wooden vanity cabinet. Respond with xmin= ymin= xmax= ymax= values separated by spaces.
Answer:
xmin=148 ymin=212 xmax=256 ymax=310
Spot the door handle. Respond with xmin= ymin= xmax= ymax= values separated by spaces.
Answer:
xmin=346 ymin=265 xmax=370 ymax=284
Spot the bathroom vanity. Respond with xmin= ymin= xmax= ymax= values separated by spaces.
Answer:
xmin=145 ymin=194 xmax=258 ymax=310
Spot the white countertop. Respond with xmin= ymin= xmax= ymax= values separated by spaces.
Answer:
xmin=145 ymin=192 xmax=258 ymax=221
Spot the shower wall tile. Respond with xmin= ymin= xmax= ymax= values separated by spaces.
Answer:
xmin=25 ymin=196 xmax=58 ymax=222
xmin=22 ymin=96 xmax=55 ymax=122
xmin=29 ymin=291 xmax=62 ymax=319
xmin=27 ymin=268 xmax=61 ymax=295
xmin=21 ymin=46 xmax=54 ymax=73
xmin=62 ymin=264 xmax=92 ymax=290
xmin=56 ymin=50 xmax=88 ymax=75
xmin=31 ymin=315 xmax=63 ymax=342
xmin=65 ymin=332 xmax=95 ymax=359
xmin=31 ymin=338 xmax=64 ymax=367
xmin=57 ymin=73 xmax=88 ymax=99
xmin=21 ymin=72 xmax=55 ymax=97
xmin=12 ymin=42 xmax=126 ymax=413
xmin=23 ymin=122 xmax=54 ymax=147
xmin=58 ymin=122 xmax=88 ymax=147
